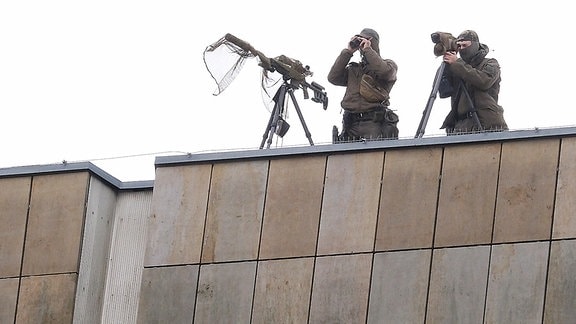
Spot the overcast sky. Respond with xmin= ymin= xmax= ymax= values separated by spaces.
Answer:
xmin=1 ymin=1 xmax=574 ymax=181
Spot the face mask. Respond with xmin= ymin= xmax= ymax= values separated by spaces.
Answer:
xmin=460 ymin=42 xmax=479 ymax=63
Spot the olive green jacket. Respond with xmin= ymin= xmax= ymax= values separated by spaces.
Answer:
xmin=327 ymin=48 xmax=397 ymax=113
xmin=441 ymin=44 xmax=508 ymax=130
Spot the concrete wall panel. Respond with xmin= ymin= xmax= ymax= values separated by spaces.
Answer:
xmin=485 ymin=242 xmax=548 ymax=323
xmin=309 ymin=254 xmax=372 ymax=324
xmin=553 ymin=137 xmax=576 ymax=239
xmin=202 ymin=160 xmax=268 ymax=263
xmin=376 ymin=148 xmax=441 ymax=250
xmin=544 ymin=240 xmax=576 ymax=323
xmin=23 ymin=172 xmax=89 ymax=275
xmin=252 ymin=258 xmax=314 ymax=324
xmin=318 ymin=152 xmax=383 ymax=255
xmin=494 ymin=139 xmax=559 ymax=243
xmin=436 ymin=143 xmax=500 ymax=247
xmin=259 ymin=156 xmax=325 ymax=259
xmin=0 ymin=278 xmax=19 ymax=324
xmin=102 ymin=191 xmax=152 ymax=324
xmin=145 ymin=165 xmax=211 ymax=266
xmin=73 ymin=177 xmax=117 ymax=324
xmin=426 ymin=246 xmax=490 ymax=323
xmin=368 ymin=250 xmax=430 ymax=324
xmin=137 ymin=265 xmax=199 ymax=324
xmin=0 ymin=177 xmax=30 ymax=278
xmin=16 ymin=274 xmax=77 ymax=324
xmin=194 ymin=262 xmax=256 ymax=323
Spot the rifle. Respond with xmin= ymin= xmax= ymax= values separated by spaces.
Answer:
xmin=206 ymin=33 xmax=328 ymax=148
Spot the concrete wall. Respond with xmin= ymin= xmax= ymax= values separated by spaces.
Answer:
xmin=0 ymin=172 xmax=89 ymax=324
xmin=1 ymin=129 xmax=576 ymax=323
xmin=0 ymin=170 xmax=152 ymax=324
xmin=139 ymin=135 xmax=576 ymax=323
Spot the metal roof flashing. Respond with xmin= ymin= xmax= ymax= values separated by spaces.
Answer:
xmin=2 ymin=126 xmax=575 ymax=187
xmin=0 ymin=161 xmax=153 ymax=190
xmin=155 ymin=126 xmax=576 ymax=167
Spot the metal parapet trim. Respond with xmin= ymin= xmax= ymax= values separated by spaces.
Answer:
xmin=156 ymin=126 xmax=576 ymax=167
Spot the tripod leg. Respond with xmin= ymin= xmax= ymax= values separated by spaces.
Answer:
xmin=261 ymin=84 xmax=287 ymax=149
xmin=415 ymin=62 xmax=447 ymax=138
xmin=288 ymin=89 xmax=314 ymax=146
xmin=332 ymin=125 xmax=339 ymax=144
xmin=260 ymin=100 xmax=278 ymax=149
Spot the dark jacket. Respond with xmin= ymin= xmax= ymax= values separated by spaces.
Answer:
xmin=441 ymin=43 xmax=508 ymax=131
xmin=327 ymin=47 xmax=397 ymax=113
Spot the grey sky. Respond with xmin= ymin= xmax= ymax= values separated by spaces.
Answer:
xmin=1 ymin=1 xmax=573 ymax=180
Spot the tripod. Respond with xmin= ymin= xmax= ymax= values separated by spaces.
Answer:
xmin=415 ymin=62 xmax=482 ymax=138
xmin=260 ymin=77 xmax=314 ymax=149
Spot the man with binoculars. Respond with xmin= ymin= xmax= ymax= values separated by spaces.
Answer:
xmin=328 ymin=28 xmax=399 ymax=142
xmin=439 ymin=30 xmax=508 ymax=134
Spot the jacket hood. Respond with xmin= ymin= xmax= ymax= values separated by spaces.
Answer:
xmin=357 ymin=28 xmax=380 ymax=54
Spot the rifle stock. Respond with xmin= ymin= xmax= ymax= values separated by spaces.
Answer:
xmin=224 ymin=33 xmax=272 ymax=71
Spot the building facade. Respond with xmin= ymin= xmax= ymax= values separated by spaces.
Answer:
xmin=1 ymin=128 xmax=576 ymax=323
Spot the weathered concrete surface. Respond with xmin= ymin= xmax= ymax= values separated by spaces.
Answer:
xmin=318 ymin=152 xmax=383 ymax=255
xmin=368 ymin=250 xmax=431 ymax=324
xmin=137 ymin=265 xmax=199 ymax=323
xmin=377 ymin=148 xmax=441 ymax=250
xmin=436 ymin=143 xmax=500 ymax=247
xmin=145 ymin=164 xmax=211 ymax=266
xmin=252 ymin=258 xmax=314 ymax=324
xmin=194 ymin=262 xmax=256 ymax=323
xmin=544 ymin=240 xmax=576 ymax=323
xmin=0 ymin=278 xmax=19 ymax=324
xmin=309 ymin=254 xmax=372 ymax=323
xmin=202 ymin=160 xmax=268 ymax=263
xmin=16 ymin=274 xmax=77 ymax=324
xmin=22 ymin=172 xmax=89 ymax=276
xmin=0 ymin=177 xmax=30 ymax=277
xmin=494 ymin=139 xmax=558 ymax=243
xmin=485 ymin=242 xmax=548 ymax=323
xmin=259 ymin=156 xmax=325 ymax=259
xmin=426 ymin=246 xmax=490 ymax=323
xmin=553 ymin=137 xmax=576 ymax=239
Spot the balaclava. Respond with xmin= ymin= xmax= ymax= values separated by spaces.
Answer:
xmin=457 ymin=30 xmax=480 ymax=63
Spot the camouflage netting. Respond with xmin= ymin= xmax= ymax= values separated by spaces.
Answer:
xmin=203 ymin=33 xmax=312 ymax=97
xmin=203 ymin=34 xmax=259 ymax=96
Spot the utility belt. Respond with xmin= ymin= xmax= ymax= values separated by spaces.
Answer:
xmin=345 ymin=107 xmax=386 ymax=122
xmin=344 ymin=107 xmax=398 ymax=124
